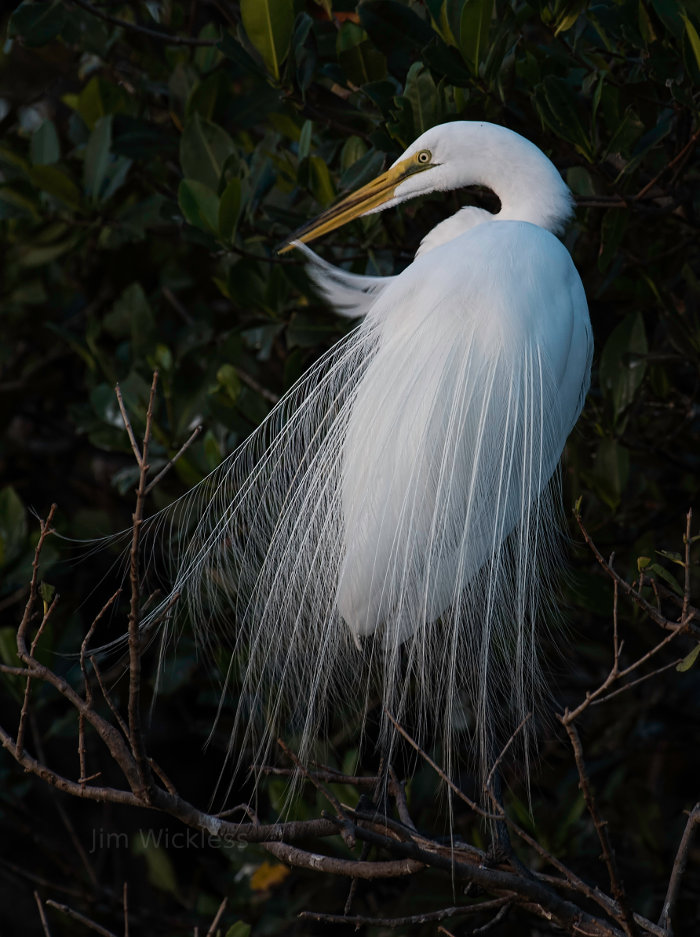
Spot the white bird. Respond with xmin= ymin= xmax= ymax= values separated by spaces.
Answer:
xmin=151 ymin=121 xmax=592 ymax=792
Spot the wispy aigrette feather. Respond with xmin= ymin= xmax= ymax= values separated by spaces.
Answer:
xmin=142 ymin=122 xmax=592 ymax=797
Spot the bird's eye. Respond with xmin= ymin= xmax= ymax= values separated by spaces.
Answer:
xmin=417 ymin=150 xmax=431 ymax=164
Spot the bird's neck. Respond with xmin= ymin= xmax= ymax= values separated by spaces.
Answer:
xmin=470 ymin=142 xmax=573 ymax=235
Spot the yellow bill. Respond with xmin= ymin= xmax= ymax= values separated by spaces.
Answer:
xmin=277 ymin=151 xmax=434 ymax=254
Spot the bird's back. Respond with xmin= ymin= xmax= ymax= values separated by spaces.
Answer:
xmin=337 ymin=221 xmax=591 ymax=641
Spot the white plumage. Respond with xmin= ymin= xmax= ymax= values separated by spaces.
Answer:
xmin=149 ymin=121 xmax=592 ymax=790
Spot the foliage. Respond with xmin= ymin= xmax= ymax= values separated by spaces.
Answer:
xmin=0 ymin=0 xmax=699 ymax=934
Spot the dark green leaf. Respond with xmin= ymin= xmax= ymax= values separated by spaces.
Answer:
xmin=240 ymin=0 xmax=294 ymax=80
xmin=178 ymin=179 xmax=220 ymax=234
xmin=218 ymin=177 xmax=241 ymax=241
xmin=30 ymin=120 xmax=60 ymax=165
xmin=28 ymin=165 xmax=82 ymax=210
xmin=9 ymin=1 xmax=65 ymax=46
xmin=225 ymin=923 xmax=252 ymax=937
xmin=533 ymin=75 xmax=594 ymax=161
xmin=597 ymin=209 xmax=628 ymax=273
xmin=591 ymin=437 xmax=629 ymax=509
xmin=645 ymin=562 xmax=683 ymax=596
xmin=180 ymin=113 xmax=236 ymax=191
xmin=457 ymin=0 xmax=494 ymax=75
xmin=84 ymin=115 xmax=113 ymax=202
xmin=599 ymin=312 xmax=648 ymax=422
xmin=0 ymin=487 xmax=28 ymax=567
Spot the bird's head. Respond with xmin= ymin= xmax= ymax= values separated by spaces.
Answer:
xmin=278 ymin=121 xmax=572 ymax=253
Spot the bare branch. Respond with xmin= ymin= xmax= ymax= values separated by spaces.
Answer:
xmin=561 ymin=721 xmax=637 ymax=937
xmin=46 ymin=899 xmax=119 ymax=937
xmin=115 ymin=383 xmax=142 ymax=467
xmin=681 ymin=508 xmax=692 ymax=624
xmin=385 ymin=710 xmax=496 ymax=820
xmin=66 ymin=0 xmax=220 ymax=46
xmin=34 ymin=892 xmax=52 ymax=937
xmin=89 ymin=656 xmax=130 ymax=741
xmin=299 ymin=898 xmax=511 ymax=927
xmin=122 ymin=882 xmax=129 ymax=937
xmin=205 ymin=897 xmax=228 ymax=937
xmin=17 ymin=593 xmax=59 ymax=756
xmin=144 ymin=424 xmax=203 ymax=494
xmin=126 ymin=371 xmax=159 ymax=797
xmin=658 ymin=803 xmax=700 ymax=935
xmin=277 ymin=738 xmax=355 ymax=848
xmin=574 ymin=510 xmax=699 ymax=638
xmin=635 ymin=129 xmax=700 ymax=199
xmin=263 ymin=840 xmax=424 ymax=878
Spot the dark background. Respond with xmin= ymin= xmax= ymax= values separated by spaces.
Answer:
xmin=0 ymin=0 xmax=699 ymax=934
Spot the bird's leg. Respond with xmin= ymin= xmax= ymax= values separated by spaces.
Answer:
xmin=486 ymin=770 xmax=535 ymax=880
xmin=488 ymin=768 xmax=513 ymax=862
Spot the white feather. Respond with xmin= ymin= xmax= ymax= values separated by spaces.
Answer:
xmin=142 ymin=122 xmax=592 ymax=795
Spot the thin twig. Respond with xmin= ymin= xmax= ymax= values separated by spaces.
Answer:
xmin=277 ymin=738 xmax=355 ymax=848
xmin=635 ymin=128 xmax=700 ymax=200
xmin=122 ymin=881 xmax=129 ymax=937
xmin=591 ymin=658 xmax=684 ymax=705
xmin=681 ymin=508 xmax=692 ymax=624
xmin=89 ymin=656 xmax=130 ymax=740
xmin=299 ymin=898 xmax=511 ymax=927
xmin=389 ymin=766 xmax=416 ymax=831
xmin=562 ymin=721 xmax=637 ymax=937
xmin=574 ymin=510 xmax=699 ymax=638
xmin=473 ymin=903 xmax=510 ymax=934
xmin=79 ymin=588 xmax=122 ymax=787
xmin=258 ymin=764 xmax=379 ymax=788
xmin=126 ymin=371 xmax=159 ymax=798
xmin=236 ymin=368 xmax=280 ymax=404
xmin=15 ymin=504 xmax=58 ymax=757
xmin=205 ymin=897 xmax=228 ymax=937
xmin=29 ymin=711 xmax=100 ymax=887
xmin=45 ymin=900 xmax=119 ymax=937
xmin=485 ymin=712 xmax=532 ymax=796
xmin=144 ymin=425 xmax=203 ymax=494
xmin=115 ymin=384 xmax=142 ymax=467
xmin=385 ymin=710 xmax=496 ymax=820
xmin=17 ymin=594 xmax=59 ymax=755
xmin=658 ymin=803 xmax=700 ymax=935
xmin=34 ymin=892 xmax=52 ymax=937
xmin=67 ymin=0 xmax=220 ymax=46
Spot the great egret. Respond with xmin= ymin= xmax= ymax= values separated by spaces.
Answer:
xmin=151 ymin=121 xmax=592 ymax=791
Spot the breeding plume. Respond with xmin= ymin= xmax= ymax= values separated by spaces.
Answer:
xmin=150 ymin=121 xmax=592 ymax=787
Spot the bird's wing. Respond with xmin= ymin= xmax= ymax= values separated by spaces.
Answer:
xmin=293 ymin=241 xmax=395 ymax=318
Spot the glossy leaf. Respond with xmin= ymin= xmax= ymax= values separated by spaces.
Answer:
xmin=599 ymin=312 xmax=648 ymax=422
xmin=29 ymin=165 xmax=82 ymax=210
xmin=30 ymin=120 xmax=60 ymax=165
xmin=178 ymin=179 xmax=220 ymax=234
xmin=8 ymin=0 xmax=65 ymax=46
xmin=218 ymin=177 xmax=242 ymax=241
xmin=457 ymin=0 xmax=494 ymax=75
xmin=240 ymin=0 xmax=294 ymax=80
xmin=180 ymin=113 xmax=236 ymax=191
xmin=591 ymin=437 xmax=629 ymax=510
xmin=677 ymin=644 xmax=700 ymax=672
xmin=533 ymin=75 xmax=594 ymax=161
xmin=84 ymin=115 xmax=112 ymax=202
